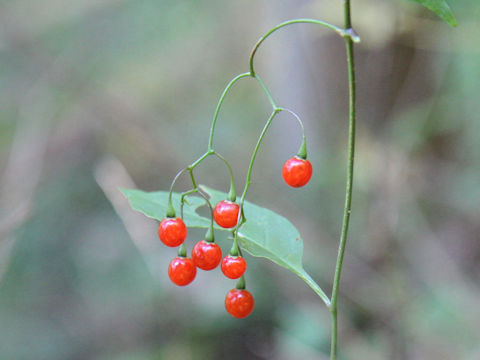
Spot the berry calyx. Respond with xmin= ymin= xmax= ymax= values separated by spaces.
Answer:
xmin=192 ymin=240 xmax=222 ymax=270
xmin=225 ymin=289 xmax=255 ymax=318
xmin=168 ymin=257 xmax=197 ymax=286
xmin=158 ymin=217 xmax=187 ymax=247
xmin=213 ymin=200 xmax=240 ymax=228
xmin=282 ymin=156 xmax=313 ymax=188
xmin=221 ymin=255 xmax=247 ymax=279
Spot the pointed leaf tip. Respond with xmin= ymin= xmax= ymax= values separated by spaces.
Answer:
xmin=409 ymin=0 xmax=458 ymax=27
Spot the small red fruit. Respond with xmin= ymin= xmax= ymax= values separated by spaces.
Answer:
xmin=221 ymin=255 xmax=247 ymax=279
xmin=213 ymin=200 xmax=240 ymax=228
xmin=282 ymin=156 xmax=313 ymax=187
xmin=192 ymin=240 xmax=222 ymax=270
xmin=225 ymin=289 xmax=254 ymax=318
xmin=158 ymin=217 xmax=187 ymax=247
xmin=168 ymin=257 xmax=196 ymax=286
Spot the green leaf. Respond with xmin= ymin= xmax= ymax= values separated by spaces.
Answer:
xmin=120 ymin=185 xmax=330 ymax=306
xmin=409 ymin=0 xmax=457 ymax=27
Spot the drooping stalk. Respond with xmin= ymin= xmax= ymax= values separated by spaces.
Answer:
xmin=249 ymin=19 xmax=351 ymax=76
xmin=330 ymin=0 xmax=356 ymax=359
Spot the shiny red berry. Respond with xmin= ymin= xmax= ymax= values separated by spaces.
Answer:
xmin=192 ymin=240 xmax=222 ymax=270
xmin=168 ymin=257 xmax=196 ymax=286
xmin=158 ymin=217 xmax=187 ymax=247
xmin=221 ymin=255 xmax=247 ymax=279
xmin=225 ymin=289 xmax=254 ymax=318
xmin=213 ymin=200 xmax=240 ymax=228
xmin=282 ymin=156 xmax=313 ymax=187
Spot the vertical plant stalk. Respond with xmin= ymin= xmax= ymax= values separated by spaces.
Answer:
xmin=330 ymin=0 xmax=356 ymax=359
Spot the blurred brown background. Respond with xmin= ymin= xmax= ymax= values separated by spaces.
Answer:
xmin=0 ymin=0 xmax=479 ymax=359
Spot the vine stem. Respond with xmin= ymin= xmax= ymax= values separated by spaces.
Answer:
xmin=330 ymin=0 xmax=356 ymax=359
xmin=208 ymin=73 xmax=250 ymax=151
xmin=238 ymin=109 xmax=281 ymax=210
xmin=249 ymin=19 xmax=352 ymax=76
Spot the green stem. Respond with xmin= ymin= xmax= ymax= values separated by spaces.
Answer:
xmin=196 ymin=187 xmax=216 ymax=242
xmin=188 ymin=168 xmax=197 ymax=189
xmin=236 ymin=276 xmax=246 ymax=290
xmin=229 ymin=228 xmax=243 ymax=258
xmin=277 ymin=108 xmax=307 ymax=158
xmin=238 ymin=109 xmax=281 ymax=210
xmin=249 ymin=19 xmax=355 ymax=77
xmin=189 ymin=151 xmax=211 ymax=169
xmin=167 ymin=167 xmax=189 ymax=217
xmin=330 ymin=1 xmax=356 ymax=359
xmin=254 ymin=74 xmax=278 ymax=109
xmin=207 ymin=72 xmax=281 ymax=149
xmin=229 ymin=110 xmax=280 ymax=253
xmin=212 ymin=151 xmax=237 ymax=201
xmin=170 ymin=153 xmax=212 ymax=218
xmin=208 ymin=73 xmax=251 ymax=150
xmin=277 ymin=107 xmax=305 ymax=136
xmin=235 ymin=107 xmax=307 ymax=220
xmin=344 ymin=0 xmax=352 ymax=28
xmin=230 ymin=107 xmax=333 ymax=305
xmin=180 ymin=188 xmax=199 ymax=219
xmin=178 ymin=243 xmax=187 ymax=258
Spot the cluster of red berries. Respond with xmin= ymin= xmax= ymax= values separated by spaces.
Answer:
xmin=158 ymin=200 xmax=253 ymax=318
xmin=158 ymin=156 xmax=312 ymax=318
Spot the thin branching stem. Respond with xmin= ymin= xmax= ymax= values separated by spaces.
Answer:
xmin=164 ymin=13 xmax=358 ymax=357
xmin=249 ymin=19 xmax=352 ymax=76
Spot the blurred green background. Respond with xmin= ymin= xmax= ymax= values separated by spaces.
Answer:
xmin=0 ymin=0 xmax=479 ymax=359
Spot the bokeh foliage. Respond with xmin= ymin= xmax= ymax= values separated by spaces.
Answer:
xmin=0 ymin=0 xmax=478 ymax=359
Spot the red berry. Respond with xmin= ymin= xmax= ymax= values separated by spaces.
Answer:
xmin=192 ymin=240 xmax=222 ymax=270
xmin=221 ymin=255 xmax=247 ymax=279
xmin=158 ymin=217 xmax=187 ymax=247
xmin=225 ymin=289 xmax=254 ymax=318
xmin=213 ymin=200 xmax=240 ymax=228
xmin=168 ymin=257 xmax=196 ymax=286
xmin=282 ymin=156 xmax=313 ymax=187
